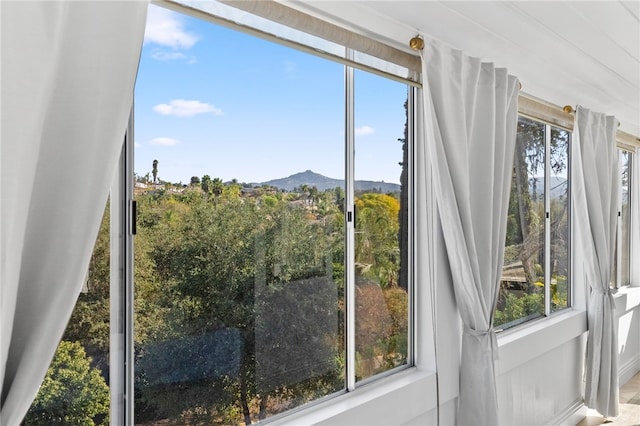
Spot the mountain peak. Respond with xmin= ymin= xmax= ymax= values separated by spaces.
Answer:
xmin=261 ymin=171 xmax=400 ymax=193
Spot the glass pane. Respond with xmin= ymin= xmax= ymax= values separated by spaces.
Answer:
xmin=549 ymin=127 xmax=570 ymax=312
xmin=353 ymin=69 xmax=409 ymax=381
xmin=134 ymin=7 xmax=344 ymax=424
xmin=25 ymin=205 xmax=111 ymax=425
xmin=621 ymin=151 xmax=632 ymax=286
xmin=497 ymin=117 xmax=545 ymax=328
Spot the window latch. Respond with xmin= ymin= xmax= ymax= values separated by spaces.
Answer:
xmin=130 ymin=200 xmax=137 ymax=235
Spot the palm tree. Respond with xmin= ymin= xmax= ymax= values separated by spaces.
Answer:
xmin=211 ymin=177 xmax=224 ymax=197
xmin=201 ymin=174 xmax=211 ymax=195
xmin=152 ymin=159 xmax=158 ymax=183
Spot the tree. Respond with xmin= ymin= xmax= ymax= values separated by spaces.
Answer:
xmin=398 ymin=99 xmax=409 ymax=291
xmin=211 ymin=177 xmax=224 ymax=197
xmin=63 ymin=208 xmax=110 ymax=373
xmin=190 ymin=176 xmax=201 ymax=186
xmin=152 ymin=159 xmax=158 ymax=183
xmin=300 ymin=184 xmax=309 ymax=205
xmin=201 ymin=174 xmax=212 ymax=195
xmin=498 ymin=118 xmax=571 ymax=322
xmin=308 ymin=185 xmax=319 ymax=206
xmin=354 ymin=193 xmax=400 ymax=288
xmin=24 ymin=341 xmax=110 ymax=426
xmin=135 ymin=194 xmax=342 ymax=424
xmin=334 ymin=186 xmax=345 ymax=212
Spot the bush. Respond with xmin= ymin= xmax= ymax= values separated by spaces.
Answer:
xmin=24 ymin=341 xmax=109 ymax=426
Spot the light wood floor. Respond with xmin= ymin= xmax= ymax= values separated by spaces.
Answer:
xmin=577 ymin=372 xmax=640 ymax=426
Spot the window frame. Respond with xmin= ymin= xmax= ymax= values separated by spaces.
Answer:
xmin=615 ymin=148 xmax=633 ymax=288
xmin=114 ymin=6 xmax=417 ymax=423
xmin=497 ymin=114 xmax=572 ymax=331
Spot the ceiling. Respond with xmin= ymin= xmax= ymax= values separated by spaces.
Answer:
xmin=280 ymin=1 xmax=640 ymax=138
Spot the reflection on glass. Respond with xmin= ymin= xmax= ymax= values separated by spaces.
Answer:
xmin=25 ymin=206 xmax=111 ymax=425
xmin=497 ymin=117 xmax=545 ymax=327
xmin=549 ymin=128 xmax=570 ymax=312
xmin=353 ymin=70 xmax=409 ymax=381
xmin=134 ymin=16 xmax=344 ymax=424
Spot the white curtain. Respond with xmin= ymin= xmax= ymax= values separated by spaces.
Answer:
xmin=1 ymin=1 xmax=148 ymax=424
xmin=572 ymin=106 xmax=619 ymax=418
xmin=419 ymin=40 xmax=519 ymax=425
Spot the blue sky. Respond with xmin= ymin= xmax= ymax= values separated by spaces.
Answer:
xmin=135 ymin=4 xmax=408 ymax=185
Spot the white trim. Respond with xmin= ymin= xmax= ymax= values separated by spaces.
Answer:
xmin=112 ymin=113 xmax=136 ymax=425
xmin=518 ymin=94 xmax=640 ymax=147
xmin=544 ymin=122 xmax=552 ymax=316
xmin=110 ymin=146 xmax=125 ymax=424
xmin=344 ymin=53 xmax=356 ymax=393
xmin=613 ymin=281 xmax=640 ymax=311
xmin=549 ymin=399 xmax=587 ymax=426
xmin=619 ymin=351 xmax=640 ymax=388
xmin=496 ymin=309 xmax=587 ymax=375
xmin=268 ymin=368 xmax=437 ymax=426
xmin=613 ymin=286 xmax=640 ymax=388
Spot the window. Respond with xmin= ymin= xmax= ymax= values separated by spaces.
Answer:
xmin=132 ymin=6 xmax=411 ymax=424
xmin=613 ymin=149 xmax=633 ymax=287
xmin=497 ymin=116 xmax=570 ymax=329
xmin=353 ymin=69 xmax=410 ymax=382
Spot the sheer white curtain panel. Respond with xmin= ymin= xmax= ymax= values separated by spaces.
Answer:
xmin=419 ymin=39 xmax=519 ymax=425
xmin=0 ymin=1 xmax=148 ymax=423
xmin=572 ymin=106 xmax=619 ymax=418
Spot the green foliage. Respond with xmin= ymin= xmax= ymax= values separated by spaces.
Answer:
xmin=133 ymin=190 xmax=345 ymax=423
xmin=354 ymin=193 xmax=401 ymax=288
xmin=211 ymin=177 xmax=224 ymax=197
xmin=62 ymin=206 xmax=111 ymax=386
xmin=494 ymin=292 xmax=543 ymax=327
xmin=354 ymin=283 xmax=408 ymax=379
xmin=24 ymin=341 xmax=109 ymax=426
xmin=201 ymin=174 xmax=211 ymax=194
xmin=48 ymin=173 xmax=407 ymax=424
xmin=499 ymin=116 xmax=571 ymax=326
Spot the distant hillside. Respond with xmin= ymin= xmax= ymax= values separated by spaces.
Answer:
xmin=261 ymin=170 xmax=401 ymax=193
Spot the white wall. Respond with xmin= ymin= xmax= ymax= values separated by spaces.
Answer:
xmin=615 ymin=288 xmax=640 ymax=387
xmin=496 ymin=313 xmax=586 ymax=425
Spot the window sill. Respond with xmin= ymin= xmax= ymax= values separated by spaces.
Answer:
xmin=612 ymin=286 xmax=640 ymax=311
xmin=269 ymin=368 xmax=437 ymax=425
xmin=496 ymin=309 xmax=587 ymax=375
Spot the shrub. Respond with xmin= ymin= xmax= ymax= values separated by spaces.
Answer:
xmin=24 ymin=341 xmax=109 ymax=426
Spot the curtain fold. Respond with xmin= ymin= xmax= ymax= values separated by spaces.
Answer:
xmin=572 ymin=106 xmax=619 ymax=418
xmin=419 ymin=39 xmax=519 ymax=425
xmin=1 ymin=2 xmax=148 ymax=423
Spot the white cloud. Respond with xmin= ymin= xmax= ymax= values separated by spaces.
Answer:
xmin=144 ymin=5 xmax=199 ymax=50
xmin=150 ymin=49 xmax=187 ymax=61
xmin=153 ymin=99 xmax=224 ymax=117
xmin=355 ymin=126 xmax=375 ymax=136
xmin=150 ymin=137 xmax=181 ymax=146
